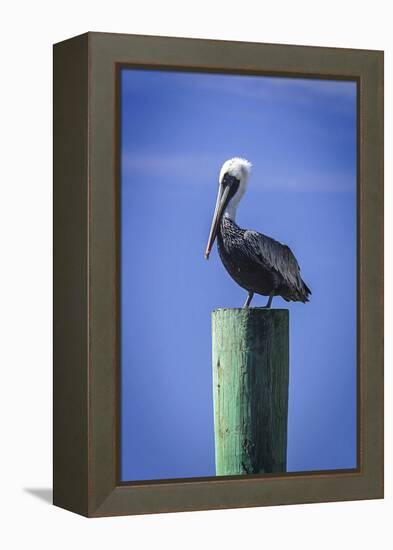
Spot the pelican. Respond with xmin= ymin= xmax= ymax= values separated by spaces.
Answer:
xmin=205 ymin=157 xmax=311 ymax=308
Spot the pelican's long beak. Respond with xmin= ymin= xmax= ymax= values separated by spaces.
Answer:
xmin=205 ymin=185 xmax=230 ymax=260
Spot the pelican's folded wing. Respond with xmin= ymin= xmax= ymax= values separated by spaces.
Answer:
xmin=243 ymin=230 xmax=308 ymax=299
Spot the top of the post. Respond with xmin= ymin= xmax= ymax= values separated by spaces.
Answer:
xmin=212 ymin=307 xmax=289 ymax=320
xmin=213 ymin=308 xmax=289 ymax=312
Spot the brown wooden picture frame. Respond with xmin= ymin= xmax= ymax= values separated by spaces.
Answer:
xmin=53 ymin=32 xmax=383 ymax=517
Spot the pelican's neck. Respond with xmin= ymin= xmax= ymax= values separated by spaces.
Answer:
xmin=224 ymin=200 xmax=238 ymax=221
xmin=223 ymin=179 xmax=246 ymax=221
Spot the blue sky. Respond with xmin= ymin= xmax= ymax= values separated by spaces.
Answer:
xmin=120 ymin=68 xmax=357 ymax=481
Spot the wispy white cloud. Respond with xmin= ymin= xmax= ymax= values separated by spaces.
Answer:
xmin=259 ymin=170 xmax=355 ymax=193
xmin=122 ymin=151 xmax=355 ymax=194
xmin=122 ymin=151 xmax=221 ymax=183
xmin=187 ymin=74 xmax=356 ymax=111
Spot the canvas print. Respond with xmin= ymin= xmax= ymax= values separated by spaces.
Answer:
xmin=119 ymin=68 xmax=357 ymax=482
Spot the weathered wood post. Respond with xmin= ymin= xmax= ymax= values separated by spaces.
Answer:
xmin=212 ymin=308 xmax=289 ymax=475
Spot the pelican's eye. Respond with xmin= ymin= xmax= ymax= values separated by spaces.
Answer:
xmin=222 ymin=173 xmax=240 ymax=188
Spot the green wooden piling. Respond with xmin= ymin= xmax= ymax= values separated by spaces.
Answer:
xmin=212 ymin=308 xmax=289 ymax=476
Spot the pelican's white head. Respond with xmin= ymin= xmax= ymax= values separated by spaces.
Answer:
xmin=205 ymin=157 xmax=252 ymax=259
xmin=219 ymin=157 xmax=252 ymax=219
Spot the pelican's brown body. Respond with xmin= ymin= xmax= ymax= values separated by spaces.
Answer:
xmin=217 ymin=216 xmax=311 ymax=303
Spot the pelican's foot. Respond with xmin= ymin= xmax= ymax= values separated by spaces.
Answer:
xmin=262 ymin=293 xmax=274 ymax=309
xmin=243 ymin=291 xmax=254 ymax=308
